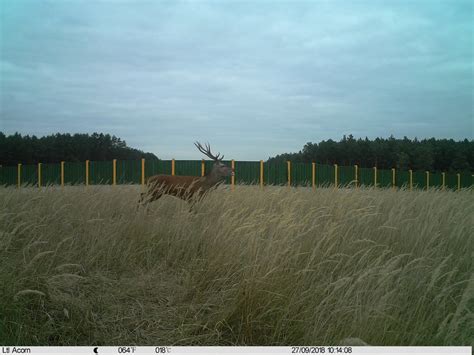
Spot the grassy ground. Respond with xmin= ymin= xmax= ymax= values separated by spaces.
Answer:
xmin=0 ymin=184 xmax=473 ymax=346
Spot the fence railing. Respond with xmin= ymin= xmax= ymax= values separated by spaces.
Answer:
xmin=0 ymin=159 xmax=473 ymax=190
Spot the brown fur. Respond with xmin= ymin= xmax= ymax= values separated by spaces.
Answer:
xmin=139 ymin=174 xmax=218 ymax=205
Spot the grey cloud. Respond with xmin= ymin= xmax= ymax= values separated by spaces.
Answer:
xmin=1 ymin=0 xmax=472 ymax=159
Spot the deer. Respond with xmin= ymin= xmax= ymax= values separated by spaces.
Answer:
xmin=139 ymin=142 xmax=234 ymax=207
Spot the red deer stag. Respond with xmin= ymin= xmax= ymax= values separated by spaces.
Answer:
xmin=139 ymin=142 xmax=234 ymax=206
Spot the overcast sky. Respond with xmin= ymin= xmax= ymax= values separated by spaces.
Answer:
xmin=1 ymin=0 xmax=472 ymax=159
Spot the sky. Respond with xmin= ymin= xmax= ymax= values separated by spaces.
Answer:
xmin=0 ymin=0 xmax=472 ymax=160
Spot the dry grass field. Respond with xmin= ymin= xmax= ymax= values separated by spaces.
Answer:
xmin=0 ymin=184 xmax=473 ymax=346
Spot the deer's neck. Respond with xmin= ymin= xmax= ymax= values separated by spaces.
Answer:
xmin=202 ymin=170 xmax=225 ymax=187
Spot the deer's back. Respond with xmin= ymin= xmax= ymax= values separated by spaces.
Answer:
xmin=147 ymin=174 xmax=204 ymax=199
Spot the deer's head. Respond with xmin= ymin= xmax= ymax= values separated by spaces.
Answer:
xmin=194 ymin=142 xmax=234 ymax=180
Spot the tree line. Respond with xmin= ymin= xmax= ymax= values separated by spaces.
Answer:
xmin=1 ymin=132 xmax=472 ymax=172
xmin=0 ymin=132 xmax=158 ymax=166
xmin=268 ymin=135 xmax=473 ymax=172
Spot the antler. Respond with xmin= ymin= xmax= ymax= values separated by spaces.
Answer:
xmin=194 ymin=142 xmax=224 ymax=161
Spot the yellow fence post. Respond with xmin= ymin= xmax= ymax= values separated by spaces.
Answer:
xmin=260 ymin=160 xmax=264 ymax=188
xmin=38 ymin=163 xmax=42 ymax=187
xmin=409 ymin=169 xmax=413 ymax=190
xmin=442 ymin=172 xmax=445 ymax=190
xmin=61 ymin=161 xmax=65 ymax=187
xmin=113 ymin=159 xmax=117 ymax=185
xmin=426 ymin=171 xmax=429 ymax=190
xmin=392 ymin=168 xmax=396 ymax=189
xmin=457 ymin=173 xmax=460 ymax=191
xmin=312 ymin=162 xmax=316 ymax=190
xmin=287 ymin=161 xmax=291 ymax=187
xmin=172 ymin=159 xmax=175 ymax=176
xmin=85 ymin=160 xmax=89 ymax=186
xmin=201 ymin=159 xmax=205 ymax=177
xmin=141 ymin=158 xmax=145 ymax=186
xmin=354 ymin=164 xmax=358 ymax=188
xmin=373 ymin=166 xmax=377 ymax=187
xmin=231 ymin=159 xmax=235 ymax=191
xmin=17 ymin=163 xmax=22 ymax=188
xmin=334 ymin=164 xmax=338 ymax=188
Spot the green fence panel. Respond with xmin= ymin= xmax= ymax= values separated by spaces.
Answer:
xmin=2 ymin=159 xmax=472 ymax=190
xmin=430 ymin=172 xmax=442 ymax=189
xmin=265 ymin=162 xmax=287 ymax=186
xmin=316 ymin=164 xmax=333 ymax=187
xmin=22 ymin=164 xmax=37 ymax=186
xmin=378 ymin=169 xmax=392 ymax=188
xmin=143 ymin=159 xmax=164 ymax=179
xmin=42 ymin=163 xmax=60 ymax=185
xmin=235 ymin=161 xmax=259 ymax=184
xmin=0 ymin=166 xmax=17 ymax=186
xmin=359 ymin=167 xmax=374 ymax=187
xmin=117 ymin=160 xmax=141 ymax=184
xmin=461 ymin=172 xmax=472 ymax=188
xmin=339 ymin=165 xmax=355 ymax=187
xmin=175 ymin=160 xmax=201 ymax=177
xmin=396 ymin=170 xmax=409 ymax=188
xmin=412 ymin=171 xmax=426 ymax=189
xmin=445 ymin=173 xmax=457 ymax=190
xmin=160 ymin=160 xmax=172 ymax=176
xmin=292 ymin=162 xmax=312 ymax=186
xmin=90 ymin=161 xmax=113 ymax=185
xmin=159 ymin=160 xmax=173 ymax=176
xmin=64 ymin=162 xmax=85 ymax=185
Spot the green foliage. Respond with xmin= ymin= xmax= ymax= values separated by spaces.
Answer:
xmin=0 ymin=132 xmax=158 ymax=165
xmin=268 ymin=135 xmax=474 ymax=172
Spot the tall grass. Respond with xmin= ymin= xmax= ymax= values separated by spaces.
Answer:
xmin=0 ymin=185 xmax=472 ymax=345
